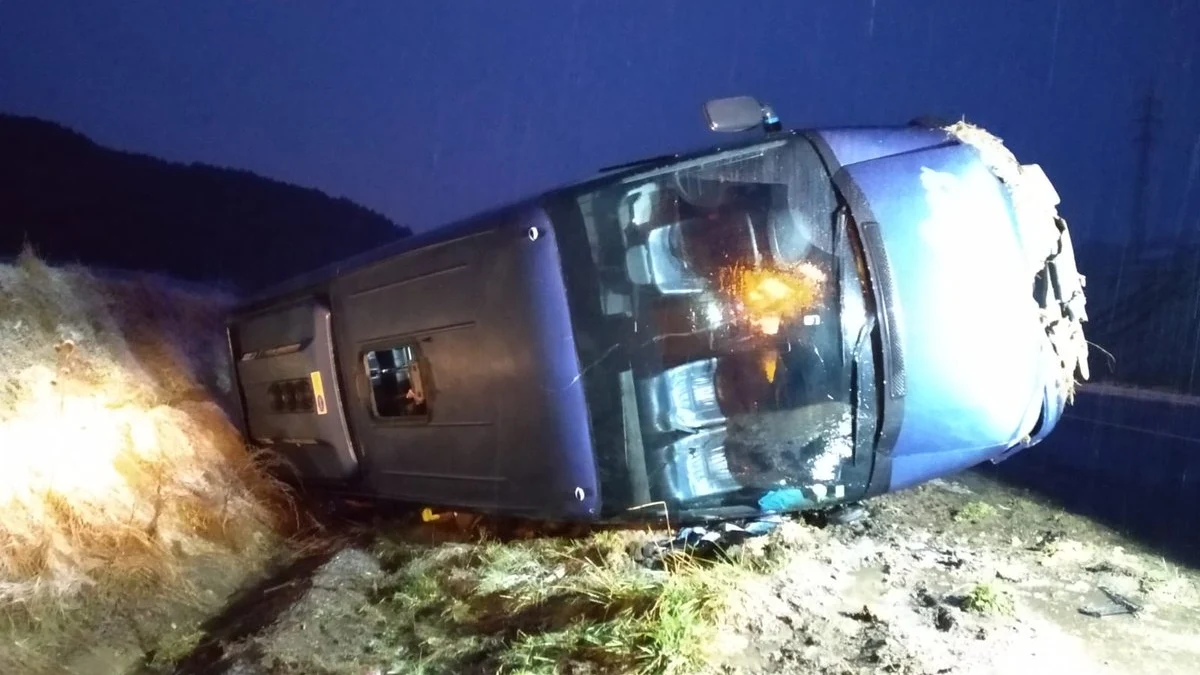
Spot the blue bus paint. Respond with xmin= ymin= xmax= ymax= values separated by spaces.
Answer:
xmin=525 ymin=208 xmax=602 ymax=517
xmin=836 ymin=143 xmax=1047 ymax=490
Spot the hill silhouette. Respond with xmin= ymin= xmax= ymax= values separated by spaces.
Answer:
xmin=0 ymin=114 xmax=409 ymax=292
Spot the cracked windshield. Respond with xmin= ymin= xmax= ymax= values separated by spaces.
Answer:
xmin=565 ymin=138 xmax=876 ymax=514
xmin=1 ymin=2 xmax=1199 ymax=675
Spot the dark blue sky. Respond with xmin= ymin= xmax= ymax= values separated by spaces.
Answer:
xmin=1 ymin=1 xmax=1197 ymax=243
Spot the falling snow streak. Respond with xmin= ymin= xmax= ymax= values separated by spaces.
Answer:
xmin=1047 ymin=0 xmax=1063 ymax=88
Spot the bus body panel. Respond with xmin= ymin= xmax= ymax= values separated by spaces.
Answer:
xmin=228 ymin=298 xmax=359 ymax=481
xmin=229 ymin=206 xmax=601 ymax=519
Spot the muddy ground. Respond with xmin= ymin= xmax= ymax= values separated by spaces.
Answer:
xmin=162 ymin=470 xmax=1200 ymax=675
xmin=713 ymin=471 xmax=1200 ymax=675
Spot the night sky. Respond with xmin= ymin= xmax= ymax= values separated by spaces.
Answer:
xmin=1 ymin=1 xmax=1197 ymax=243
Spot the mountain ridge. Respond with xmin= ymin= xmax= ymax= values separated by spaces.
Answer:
xmin=0 ymin=113 xmax=409 ymax=292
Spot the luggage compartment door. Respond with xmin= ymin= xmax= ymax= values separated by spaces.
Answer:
xmin=228 ymin=298 xmax=358 ymax=481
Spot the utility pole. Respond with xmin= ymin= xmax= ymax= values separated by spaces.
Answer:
xmin=1109 ymin=87 xmax=1162 ymax=357
xmin=1129 ymin=89 xmax=1160 ymax=255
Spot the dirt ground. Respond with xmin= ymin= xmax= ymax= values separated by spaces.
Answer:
xmin=161 ymin=469 xmax=1200 ymax=675
xmin=712 ymin=471 xmax=1200 ymax=675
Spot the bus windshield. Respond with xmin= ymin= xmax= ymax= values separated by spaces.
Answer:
xmin=549 ymin=136 xmax=879 ymax=516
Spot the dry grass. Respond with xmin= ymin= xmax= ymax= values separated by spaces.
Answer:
xmin=0 ymin=247 xmax=293 ymax=669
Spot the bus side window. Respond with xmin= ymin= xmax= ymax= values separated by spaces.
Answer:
xmin=364 ymin=344 xmax=430 ymax=420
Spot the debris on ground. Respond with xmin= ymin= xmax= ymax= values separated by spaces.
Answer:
xmin=631 ymin=515 xmax=785 ymax=569
xmin=1079 ymin=586 xmax=1144 ymax=619
xmin=934 ymin=606 xmax=957 ymax=632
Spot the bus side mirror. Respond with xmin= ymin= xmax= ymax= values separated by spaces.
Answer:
xmin=703 ymin=96 xmax=782 ymax=133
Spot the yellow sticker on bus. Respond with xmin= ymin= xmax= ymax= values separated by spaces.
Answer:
xmin=310 ymin=370 xmax=329 ymax=415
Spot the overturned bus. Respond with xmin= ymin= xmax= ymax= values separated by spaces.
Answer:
xmin=225 ymin=96 xmax=1089 ymax=523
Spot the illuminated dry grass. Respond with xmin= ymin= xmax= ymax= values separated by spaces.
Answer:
xmin=0 ymin=247 xmax=292 ymax=604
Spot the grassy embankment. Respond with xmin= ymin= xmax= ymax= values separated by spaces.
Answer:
xmin=0 ymin=249 xmax=293 ymax=673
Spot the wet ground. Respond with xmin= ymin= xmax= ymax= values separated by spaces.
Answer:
xmin=714 ymin=471 xmax=1200 ymax=675
xmin=156 ymin=468 xmax=1200 ymax=675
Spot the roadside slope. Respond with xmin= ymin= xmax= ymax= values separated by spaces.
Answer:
xmin=0 ymin=250 xmax=292 ymax=674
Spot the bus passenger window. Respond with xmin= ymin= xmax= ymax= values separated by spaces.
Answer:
xmin=364 ymin=344 xmax=429 ymax=419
